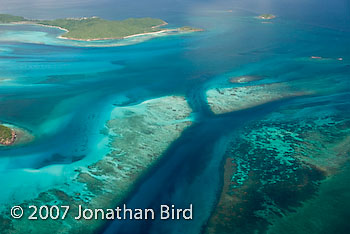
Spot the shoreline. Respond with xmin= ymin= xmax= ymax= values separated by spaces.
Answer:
xmin=11 ymin=21 xmax=170 ymax=41
xmin=59 ymin=29 xmax=173 ymax=41
xmin=6 ymin=21 xmax=202 ymax=42
xmin=0 ymin=124 xmax=34 ymax=147
xmin=11 ymin=21 xmax=69 ymax=32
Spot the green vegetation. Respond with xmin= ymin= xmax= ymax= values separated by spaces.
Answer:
xmin=0 ymin=14 xmax=25 ymax=23
xmin=258 ymin=14 xmax=276 ymax=19
xmin=35 ymin=17 xmax=166 ymax=40
xmin=178 ymin=26 xmax=203 ymax=32
xmin=0 ymin=13 xmax=203 ymax=41
xmin=0 ymin=124 xmax=13 ymax=144
xmin=0 ymin=13 xmax=167 ymax=40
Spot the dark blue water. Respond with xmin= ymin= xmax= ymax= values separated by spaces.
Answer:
xmin=0 ymin=0 xmax=349 ymax=233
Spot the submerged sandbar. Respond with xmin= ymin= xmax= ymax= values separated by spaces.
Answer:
xmin=206 ymin=83 xmax=307 ymax=114
xmin=0 ymin=96 xmax=193 ymax=233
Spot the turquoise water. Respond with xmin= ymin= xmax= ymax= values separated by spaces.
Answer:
xmin=0 ymin=0 xmax=349 ymax=233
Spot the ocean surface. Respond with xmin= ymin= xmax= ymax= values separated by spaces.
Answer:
xmin=0 ymin=0 xmax=349 ymax=233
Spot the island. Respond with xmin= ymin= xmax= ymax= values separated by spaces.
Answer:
xmin=258 ymin=14 xmax=276 ymax=20
xmin=178 ymin=26 xmax=204 ymax=32
xmin=0 ymin=123 xmax=34 ymax=146
xmin=0 ymin=14 xmax=25 ymax=23
xmin=0 ymin=14 xmax=202 ymax=41
xmin=0 ymin=124 xmax=16 ymax=146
